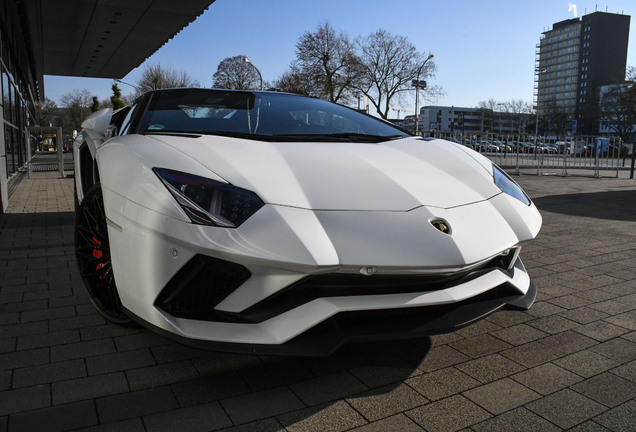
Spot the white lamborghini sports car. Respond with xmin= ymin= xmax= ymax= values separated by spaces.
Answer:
xmin=73 ymin=88 xmax=542 ymax=355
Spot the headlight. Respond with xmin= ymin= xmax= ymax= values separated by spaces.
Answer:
xmin=153 ymin=168 xmax=264 ymax=227
xmin=492 ymin=165 xmax=531 ymax=206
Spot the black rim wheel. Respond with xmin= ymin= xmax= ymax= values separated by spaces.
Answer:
xmin=75 ymin=184 xmax=132 ymax=324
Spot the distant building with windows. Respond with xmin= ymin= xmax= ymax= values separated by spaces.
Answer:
xmin=535 ymin=11 xmax=630 ymax=135
xmin=405 ymin=106 xmax=531 ymax=136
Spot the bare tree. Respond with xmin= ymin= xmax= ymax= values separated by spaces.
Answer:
xmin=60 ymin=89 xmax=93 ymax=132
xmin=599 ymin=83 xmax=636 ymax=142
xmin=212 ymin=55 xmax=261 ymax=90
xmin=34 ymin=97 xmax=58 ymax=127
xmin=135 ymin=62 xmax=200 ymax=95
xmin=291 ymin=22 xmax=360 ymax=103
xmin=356 ymin=29 xmax=436 ymax=119
xmin=477 ymin=99 xmax=499 ymax=112
xmin=274 ymin=65 xmax=314 ymax=96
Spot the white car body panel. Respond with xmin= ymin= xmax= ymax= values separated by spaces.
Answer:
xmin=75 ymin=89 xmax=542 ymax=355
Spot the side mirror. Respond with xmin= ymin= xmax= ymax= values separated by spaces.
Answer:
xmin=81 ymin=108 xmax=113 ymax=136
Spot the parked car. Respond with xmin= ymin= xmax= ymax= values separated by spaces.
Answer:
xmin=73 ymin=88 xmax=541 ymax=355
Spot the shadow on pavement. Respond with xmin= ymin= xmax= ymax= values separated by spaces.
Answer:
xmin=533 ymin=190 xmax=636 ymax=222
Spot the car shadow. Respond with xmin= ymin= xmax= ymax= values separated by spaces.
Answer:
xmin=533 ymin=190 xmax=636 ymax=222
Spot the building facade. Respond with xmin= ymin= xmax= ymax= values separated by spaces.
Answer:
xmin=535 ymin=11 xmax=630 ymax=135
xmin=405 ymin=106 xmax=531 ymax=136
xmin=0 ymin=1 xmax=38 ymax=211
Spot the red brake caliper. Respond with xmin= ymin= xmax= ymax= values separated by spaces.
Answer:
xmin=92 ymin=229 xmax=104 ymax=277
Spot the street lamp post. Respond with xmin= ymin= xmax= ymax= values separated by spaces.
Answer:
xmin=243 ymin=57 xmax=263 ymax=91
xmin=414 ymin=54 xmax=434 ymax=136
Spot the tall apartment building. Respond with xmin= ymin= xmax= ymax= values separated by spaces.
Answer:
xmin=535 ymin=11 xmax=630 ymax=135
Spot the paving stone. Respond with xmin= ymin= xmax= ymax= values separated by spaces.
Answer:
xmin=150 ymin=342 xmax=215 ymax=364
xmin=406 ymin=367 xmax=479 ymax=401
xmin=526 ymin=389 xmax=606 ymax=429
xmin=604 ymin=311 xmax=636 ymax=331
xmin=491 ymin=324 xmax=548 ymax=346
xmin=463 ymin=378 xmax=541 ymax=415
xmin=48 ymin=314 xmax=106 ymax=332
xmin=589 ymin=337 xmax=636 ymax=363
xmin=7 ymin=400 xmax=97 ymax=432
xmin=125 ymin=360 xmax=200 ymax=391
xmin=593 ymin=399 xmax=636 ymax=432
xmin=113 ymin=332 xmax=173 ymax=351
xmin=171 ymin=372 xmax=251 ymax=406
xmin=221 ymin=386 xmax=305 ymax=424
xmin=96 ymin=386 xmax=178 ymax=422
xmin=538 ymin=330 xmax=597 ymax=355
xmin=560 ymin=306 xmax=610 ymax=324
xmin=526 ymin=314 xmax=579 ymax=334
xmin=417 ymin=345 xmax=470 ymax=372
xmin=62 ymin=418 xmax=145 ymax=432
xmin=470 ymin=407 xmax=561 ymax=432
xmin=513 ymin=362 xmax=583 ymax=396
xmin=547 ymin=295 xmax=592 ymax=310
xmin=501 ymin=340 xmax=561 ymax=368
xmin=0 ymin=320 xmax=48 ymax=339
xmin=449 ymin=334 xmax=512 ymax=359
xmin=611 ymin=360 xmax=636 ymax=383
xmin=278 ymin=400 xmax=367 ymax=432
xmin=12 ymin=359 xmax=86 ymax=388
xmin=50 ymin=338 xmax=116 ymax=362
xmin=0 ymin=385 xmax=50 ymax=416
xmin=144 ymin=402 xmax=233 ymax=432
xmin=217 ymin=417 xmax=285 ymax=432
xmin=0 ymin=347 xmax=49 ymax=371
xmin=16 ymin=329 xmax=80 ymax=350
xmin=573 ymin=320 xmax=629 ymax=341
xmin=524 ymin=301 xmax=566 ymax=318
xmin=240 ymin=358 xmax=314 ymax=392
xmin=20 ymin=305 xmax=76 ymax=323
xmin=455 ymin=354 xmax=526 ymax=384
xmin=52 ymin=372 xmax=129 ymax=405
xmin=588 ymin=300 xmax=634 ymax=315
xmin=406 ymin=394 xmax=491 ymax=432
xmin=554 ymin=350 xmax=620 ymax=378
xmin=566 ymin=420 xmax=612 ymax=432
xmin=349 ymin=414 xmax=424 ymax=432
xmin=85 ymin=348 xmax=156 ymax=375
xmin=349 ymin=358 xmax=422 ymax=388
xmin=347 ymin=383 xmax=427 ymax=421
xmin=571 ymin=372 xmax=636 ymax=408
xmin=289 ymin=370 xmax=367 ymax=406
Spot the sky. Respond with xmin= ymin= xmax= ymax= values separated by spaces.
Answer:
xmin=43 ymin=0 xmax=636 ymax=116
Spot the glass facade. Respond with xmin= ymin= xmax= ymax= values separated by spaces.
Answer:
xmin=1 ymin=25 xmax=34 ymax=179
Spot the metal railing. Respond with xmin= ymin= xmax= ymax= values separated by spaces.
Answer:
xmin=429 ymin=132 xmax=625 ymax=178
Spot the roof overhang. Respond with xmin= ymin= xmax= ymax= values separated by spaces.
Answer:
xmin=19 ymin=0 xmax=214 ymax=99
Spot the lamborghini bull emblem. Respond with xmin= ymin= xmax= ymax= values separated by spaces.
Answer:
xmin=430 ymin=218 xmax=451 ymax=235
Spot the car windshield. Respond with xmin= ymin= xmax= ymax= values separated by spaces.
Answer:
xmin=138 ymin=88 xmax=410 ymax=143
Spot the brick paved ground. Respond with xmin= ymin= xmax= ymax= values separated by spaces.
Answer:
xmin=0 ymin=170 xmax=635 ymax=432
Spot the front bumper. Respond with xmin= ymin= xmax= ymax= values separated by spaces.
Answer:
xmin=104 ymin=187 xmax=539 ymax=356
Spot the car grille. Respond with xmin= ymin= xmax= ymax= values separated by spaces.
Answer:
xmin=155 ymin=255 xmax=251 ymax=320
xmin=155 ymin=248 xmax=519 ymax=323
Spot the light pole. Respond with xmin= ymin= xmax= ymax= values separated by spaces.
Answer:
xmin=497 ymin=102 xmax=504 ymax=134
xmin=414 ymin=53 xmax=434 ymax=136
xmin=114 ymin=78 xmax=138 ymax=91
xmin=243 ymin=57 xmax=263 ymax=91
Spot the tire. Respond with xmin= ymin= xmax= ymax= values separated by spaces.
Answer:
xmin=75 ymin=183 xmax=133 ymax=325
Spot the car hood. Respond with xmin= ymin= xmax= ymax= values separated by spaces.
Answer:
xmin=144 ymin=135 xmax=501 ymax=211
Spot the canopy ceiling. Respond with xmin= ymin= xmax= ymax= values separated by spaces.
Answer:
xmin=18 ymin=0 xmax=214 ymax=97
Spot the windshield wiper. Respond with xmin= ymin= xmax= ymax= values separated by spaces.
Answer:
xmin=270 ymin=133 xmax=408 ymax=143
